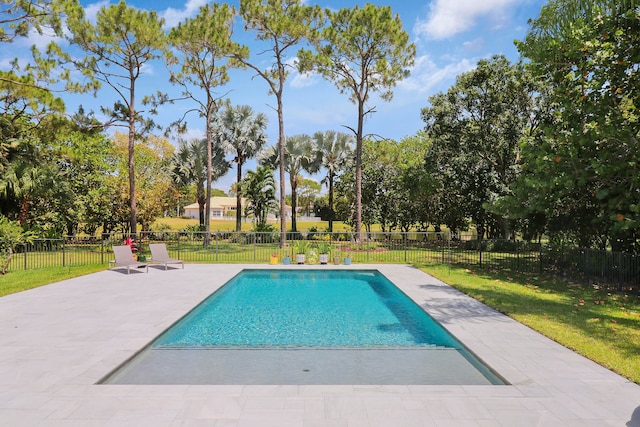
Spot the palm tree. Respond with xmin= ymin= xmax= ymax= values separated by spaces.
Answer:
xmin=313 ymin=131 xmax=354 ymax=232
xmin=170 ymin=138 xmax=229 ymax=228
xmin=242 ymin=165 xmax=277 ymax=230
xmin=215 ymin=105 xmax=268 ymax=231
xmin=260 ymin=134 xmax=318 ymax=233
xmin=0 ymin=158 xmax=59 ymax=227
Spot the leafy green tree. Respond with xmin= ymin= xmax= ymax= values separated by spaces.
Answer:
xmin=65 ymin=0 xmax=167 ymax=236
xmin=242 ymin=165 xmax=276 ymax=230
xmin=170 ymin=138 xmax=229 ymax=227
xmin=215 ymin=104 xmax=268 ymax=231
xmin=391 ymin=134 xmax=430 ymax=233
xmin=421 ymin=55 xmax=537 ymax=239
xmin=299 ymin=4 xmax=415 ymax=238
xmin=43 ymin=116 xmax=117 ymax=236
xmin=260 ymin=134 xmax=318 ymax=232
xmin=312 ymin=130 xmax=354 ymax=231
xmin=236 ymin=0 xmax=322 ymax=244
xmin=0 ymin=108 xmax=120 ymax=236
xmin=515 ymin=0 xmax=640 ymax=251
xmin=109 ymin=132 xmax=177 ymax=233
xmin=0 ymin=0 xmax=66 ymax=43
xmin=167 ymin=2 xmax=246 ymax=239
xmin=1 ymin=0 xmax=86 ymax=93
xmin=0 ymin=148 xmax=58 ymax=227
xmin=297 ymin=178 xmax=321 ymax=217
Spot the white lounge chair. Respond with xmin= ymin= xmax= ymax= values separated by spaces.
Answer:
xmin=148 ymin=243 xmax=184 ymax=270
xmin=110 ymin=245 xmax=148 ymax=274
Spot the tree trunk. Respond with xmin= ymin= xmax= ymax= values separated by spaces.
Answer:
xmin=291 ymin=177 xmax=298 ymax=233
xmin=128 ymin=88 xmax=137 ymax=238
xmin=204 ymin=110 xmax=213 ymax=245
xmin=236 ymin=159 xmax=243 ymax=232
xmin=355 ymin=97 xmax=365 ymax=242
xmin=277 ymin=93 xmax=287 ymax=248
xmin=328 ymin=172 xmax=334 ymax=232
xmin=18 ymin=196 xmax=29 ymax=227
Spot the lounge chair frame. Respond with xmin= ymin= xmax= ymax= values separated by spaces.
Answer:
xmin=110 ymin=245 xmax=148 ymax=274
xmin=148 ymin=243 xmax=184 ymax=270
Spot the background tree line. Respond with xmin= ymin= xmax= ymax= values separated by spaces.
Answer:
xmin=1 ymin=0 xmax=413 ymax=247
xmin=1 ymin=0 xmax=639 ymax=253
xmin=330 ymin=0 xmax=638 ymax=252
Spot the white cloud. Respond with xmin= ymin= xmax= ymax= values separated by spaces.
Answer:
xmin=161 ymin=0 xmax=209 ymax=28
xmin=398 ymin=55 xmax=476 ymax=94
xmin=181 ymin=127 xmax=205 ymax=142
xmin=284 ymin=57 xmax=319 ymax=89
xmin=290 ymin=71 xmax=318 ymax=89
xmin=140 ymin=62 xmax=155 ymax=76
xmin=414 ymin=0 xmax=519 ymax=39
xmin=12 ymin=27 xmax=62 ymax=50
xmin=84 ymin=0 xmax=110 ymax=24
xmin=462 ymin=37 xmax=486 ymax=53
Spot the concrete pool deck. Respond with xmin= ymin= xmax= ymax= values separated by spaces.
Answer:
xmin=0 ymin=264 xmax=638 ymax=426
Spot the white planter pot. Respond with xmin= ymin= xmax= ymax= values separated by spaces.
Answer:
xmin=296 ymin=254 xmax=306 ymax=264
xmin=319 ymin=254 xmax=329 ymax=264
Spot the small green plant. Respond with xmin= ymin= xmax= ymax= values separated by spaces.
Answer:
xmin=183 ymin=224 xmax=206 ymax=233
xmin=315 ymin=241 xmax=331 ymax=254
xmin=252 ymin=223 xmax=276 ymax=233
xmin=293 ymin=240 xmax=311 ymax=254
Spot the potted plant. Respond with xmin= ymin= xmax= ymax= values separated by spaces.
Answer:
xmin=293 ymin=240 xmax=310 ymax=264
xmin=315 ymin=241 xmax=331 ymax=265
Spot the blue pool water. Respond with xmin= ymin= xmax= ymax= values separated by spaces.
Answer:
xmin=103 ymin=269 xmax=505 ymax=385
xmin=153 ymin=269 xmax=461 ymax=349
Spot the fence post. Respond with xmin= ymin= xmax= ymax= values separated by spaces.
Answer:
xmin=404 ymin=232 xmax=407 ymax=263
xmin=447 ymin=232 xmax=451 ymax=273
xmin=24 ymin=243 xmax=27 ymax=270
xmin=539 ymin=243 xmax=543 ymax=275
xmin=62 ymin=239 xmax=66 ymax=267
xmin=585 ymin=249 xmax=590 ymax=286
xmin=215 ymin=232 xmax=219 ymax=262
xmin=478 ymin=237 xmax=483 ymax=268
xmin=177 ymin=232 xmax=181 ymax=260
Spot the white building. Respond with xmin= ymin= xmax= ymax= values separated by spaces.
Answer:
xmin=183 ymin=197 xmax=245 ymax=220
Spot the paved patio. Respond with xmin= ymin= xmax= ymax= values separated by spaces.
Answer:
xmin=0 ymin=264 xmax=638 ymax=426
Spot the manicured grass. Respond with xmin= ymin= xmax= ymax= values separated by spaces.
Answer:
xmin=419 ymin=263 xmax=640 ymax=384
xmin=0 ymin=264 xmax=106 ymax=297
xmin=153 ymin=217 xmax=358 ymax=232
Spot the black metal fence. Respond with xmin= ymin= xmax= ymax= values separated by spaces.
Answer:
xmin=8 ymin=232 xmax=639 ymax=293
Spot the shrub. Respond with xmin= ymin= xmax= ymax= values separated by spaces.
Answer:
xmin=0 ymin=218 xmax=35 ymax=274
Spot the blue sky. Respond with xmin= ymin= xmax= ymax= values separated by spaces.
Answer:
xmin=7 ymin=0 xmax=546 ymax=193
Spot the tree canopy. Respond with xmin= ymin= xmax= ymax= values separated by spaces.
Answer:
xmin=299 ymin=3 xmax=415 ymax=238
xmin=513 ymin=0 xmax=640 ymax=250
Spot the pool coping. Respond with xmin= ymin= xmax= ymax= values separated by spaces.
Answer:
xmin=1 ymin=264 xmax=639 ymax=426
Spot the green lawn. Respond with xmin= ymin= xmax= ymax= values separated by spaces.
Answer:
xmin=0 ymin=264 xmax=106 ymax=297
xmin=420 ymin=263 xmax=640 ymax=384
xmin=152 ymin=218 xmax=355 ymax=232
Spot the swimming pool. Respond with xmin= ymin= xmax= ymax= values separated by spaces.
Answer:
xmin=102 ymin=269 xmax=505 ymax=385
